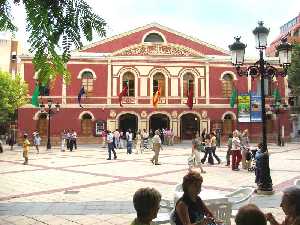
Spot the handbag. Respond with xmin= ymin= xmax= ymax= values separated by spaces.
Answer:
xmin=187 ymin=155 xmax=195 ymax=166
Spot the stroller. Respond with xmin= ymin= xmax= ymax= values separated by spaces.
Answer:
xmin=247 ymin=147 xmax=257 ymax=172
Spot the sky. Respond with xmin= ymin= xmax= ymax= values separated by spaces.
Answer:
xmin=1 ymin=0 xmax=299 ymax=57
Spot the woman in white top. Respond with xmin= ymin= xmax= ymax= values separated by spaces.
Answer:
xmin=191 ymin=133 xmax=206 ymax=173
xmin=135 ymin=131 xmax=142 ymax=154
xmin=33 ymin=133 xmax=41 ymax=153
xmin=150 ymin=130 xmax=162 ymax=165
xmin=231 ymin=130 xmax=242 ymax=171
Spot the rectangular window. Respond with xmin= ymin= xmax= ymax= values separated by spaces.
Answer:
xmin=82 ymin=78 xmax=93 ymax=95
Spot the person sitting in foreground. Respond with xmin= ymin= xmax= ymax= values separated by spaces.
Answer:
xmin=266 ymin=186 xmax=300 ymax=225
xmin=131 ymin=187 xmax=161 ymax=225
xmin=235 ymin=204 xmax=266 ymax=225
xmin=174 ymin=170 xmax=218 ymax=225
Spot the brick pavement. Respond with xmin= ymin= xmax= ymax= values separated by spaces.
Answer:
xmin=0 ymin=142 xmax=299 ymax=225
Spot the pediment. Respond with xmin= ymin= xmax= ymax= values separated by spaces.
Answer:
xmin=112 ymin=43 xmax=204 ymax=57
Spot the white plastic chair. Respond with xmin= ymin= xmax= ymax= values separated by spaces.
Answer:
xmin=152 ymin=199 xmax=176 ymax=225
xmin=294 ymin=179 xmax=300 ymax=187
xmin=225 ymin=187 xmax=255 ymax=217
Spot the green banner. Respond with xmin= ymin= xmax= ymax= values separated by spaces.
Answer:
xmin=238 ymin=93 xmax=250 ymax=122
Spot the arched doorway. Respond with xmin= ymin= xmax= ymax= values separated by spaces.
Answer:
xmin=119 ymin=113 xmax=138 ymax=134
xmin=149 ymin=113 xmax=170 ymax=132
xmin=223 ymin=114 xmax=233 ymax=135
xmin=180 ymin=113 xmax=200 ymax=139
xmin=37 ymin=113 xmax=48 ymax=136
xmin=81 ymin=113 xmax=93 ymax=136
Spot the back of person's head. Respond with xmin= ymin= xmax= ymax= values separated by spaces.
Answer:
xmin=133 ymin=187 xmax=161 ymax=219
xmin=257 ymin=142 xmax=263 ymax=149
xmin=235 ymin=204 xmax=266 ymax=225
xmin=182 ymin=170 xmax=203 ymax=193
xmin=283 ymin=186 xmax=300 ymax=216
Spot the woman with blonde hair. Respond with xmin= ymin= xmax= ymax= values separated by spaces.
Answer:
xmin=231 ymin=130 xmax=242 ymax=171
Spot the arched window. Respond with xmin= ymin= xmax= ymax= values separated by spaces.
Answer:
xmin=144 ymin=33 xmax=164 ymax=43
xmin=153 ymin=73 xmax=165 ymax=97
xmin=122 ymin=72 xmax=135 ymax=96
xmin=81 ymin=71 xmax=94 ymax=95
xmin=81 ymin=113 xmax=93 ymax=136
xmin=183 ymin=73 xmax=194 ymax=97
xmin=222 ymin=73 xmax=234 ymax=97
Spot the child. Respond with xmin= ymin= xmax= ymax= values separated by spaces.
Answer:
xmin=22 ymin=133 xmax=30 ymax=165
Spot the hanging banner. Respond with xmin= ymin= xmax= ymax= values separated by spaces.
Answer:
xmin=238 ymin=93 xmax=251 ymax=122
xmin=250 ymin=94 xmax=262 ymax=122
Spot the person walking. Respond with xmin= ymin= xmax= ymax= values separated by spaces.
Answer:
xmin=72 ymin=130 xmax=77 ymax=150
xmin=126 ymin=129 xmax=133 ymax=154
xmin=135 ymin=130 xmax=142 ymax=154
xmin=226 ymin=134 xmax=233 ymax=166
xmin=211 ymin=131 xmax=221 ymax=164
xmin=232 ymin=130 xmax=242 ymax=171
xmin=241 ymin=129 xmax=250 ymax=170
xmin=191 ymin=133 xmax=206 ymax=173
xmin=114 ymin=129 xmax=120 ymax=149
xmin=0 ymin=139 xmax=3 ymax=153
xmin=22 ymin=133 xmax=30 ymax=165
xmin=201 ymin=134 xmax=214 ymax=165
xmin=151 ymin=130 xmax=162 ymax=165
xmin=33 ymin=132 xmax=41 ymax=154
xmin=61 ymin=130 xmax=66 ymax=152
xmin=106 ymin=130 xmax=117 ymax=160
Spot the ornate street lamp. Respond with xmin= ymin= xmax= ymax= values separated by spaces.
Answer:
xmin=40 ymin=99 xmax=60 ymax=150
xmin=229 ymin=21 xmax=292 ymax=193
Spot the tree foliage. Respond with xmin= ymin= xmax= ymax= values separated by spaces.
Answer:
xmin=0 ymin=71 xmax=28 ymax=123
xmin=288 ymin=44 xmax=300 ymax=95
xmin=0 ymin=0 xmax=106 ymax=85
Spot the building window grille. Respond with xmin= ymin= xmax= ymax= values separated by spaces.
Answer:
xmin=183 ymin=73 xmax=194 ymax=97
xmin=81 ymin=71 xmax=94 ymax=95
xmin=122 ymin=72 xmax=135 ymax=96
xmin=153 ymin=73 xmax=165 ymax=96
xmin=144 ymin=33 xmax=164 ymax=43
xmin=222 ymin=74 xmax=234 ymax=97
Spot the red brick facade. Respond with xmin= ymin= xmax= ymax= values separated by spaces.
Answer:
xmin=18 ymin=23 xmax=291 ymax=142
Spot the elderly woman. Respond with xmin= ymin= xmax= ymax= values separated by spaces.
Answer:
xmin=131 ymin=187 xmax=161 ymax=225
xmin=174 ymin=171 xmax=216 ymax=225
xmin=150 ymin=130 xmax=162 ymax=165
xmin=266 ymin=186 xmax=300 ymax=225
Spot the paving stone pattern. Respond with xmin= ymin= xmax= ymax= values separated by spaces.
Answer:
xmin=0 ymin=142 xmax=299 ymax=225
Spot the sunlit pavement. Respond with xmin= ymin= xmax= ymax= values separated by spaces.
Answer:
xmin=0 ymin=142 xmax=299 ymax=225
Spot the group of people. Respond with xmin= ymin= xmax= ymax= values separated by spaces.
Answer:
xmin=61 ymin=129 xmax=77 ymax=152
xmin=105 ymin=128 xmax=165 ymax=165
xmin=131 ymin=170 xmax=300 ymax=225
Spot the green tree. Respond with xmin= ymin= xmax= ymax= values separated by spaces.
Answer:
xmin=0 ymin=71 xmax=28 ymax=123
xmin=288 ymin=43 xmax=300 ymax=95
xmin=0 ymin=0 xmax=106 ymax=84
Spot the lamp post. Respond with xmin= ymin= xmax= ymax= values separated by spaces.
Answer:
xmin=229 ymin=21 xmax=292 ymax=193
xmin=270 ymin=100 xmax=288 ymax=146
xmin=40 ymin=99 xmax=60 ymax=150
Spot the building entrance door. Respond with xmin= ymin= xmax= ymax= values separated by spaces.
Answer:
xmin=37 ymin=113 xmax=48 ymax=136
xmin=119 ymin=113 xmax=138 ymax=134
xmin=180 ymin=113 xmax=200 ymax=139
xmin=81 ymin=114 xmax=93 ymax=136
xmin=149 ymin=113 xmax=170 ymax=132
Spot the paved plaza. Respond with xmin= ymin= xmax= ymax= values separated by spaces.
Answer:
xmin=0 ymin=142 xmax=299 ymax=225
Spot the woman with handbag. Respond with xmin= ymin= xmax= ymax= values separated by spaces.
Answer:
xmin=191 ymin=133 xmax=206 ymax=173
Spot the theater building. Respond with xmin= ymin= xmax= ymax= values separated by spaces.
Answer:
xmin=18 ymin=23 xmax=291 ymax=142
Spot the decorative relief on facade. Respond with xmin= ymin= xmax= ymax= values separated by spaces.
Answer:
xmin=110 ymin=110 xmax=116 ymax=118
xmin=113 ymin=44 xmax=203 ymax=57
xmin=159 ymin=97 xmax=166 ymax=104
xmin=201 ymin=110 xmax=208 ymax=119
xmin=122 ymin=97 xmax=136 ymax=104
xmin=141 ymin=111 xmax=147 ymax=118
xmin=171 ymin=110 xmax=178 ymax=119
